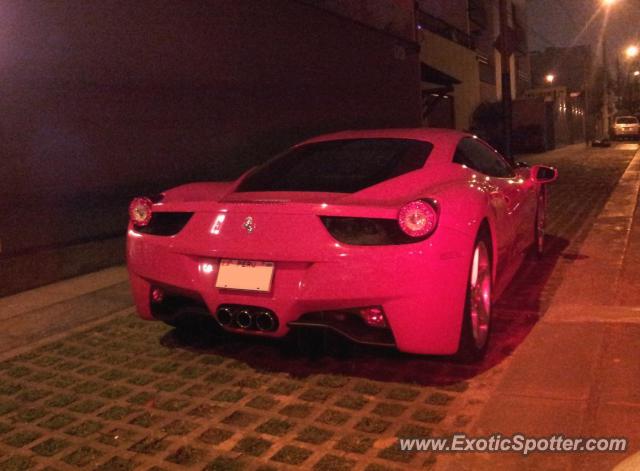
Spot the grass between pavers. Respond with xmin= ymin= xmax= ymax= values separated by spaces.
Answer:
xmin=45 ymin=394 xmax=78 ymax=408
xmin=271 ymin=445 xmax=313 ymax=465
xmin=411 ymin=408 xmax=446 ymax=424
xmin=13 ymin=408 xmax=47 ymax=423
xmin=0 ymin=401 xmax=19 ymax=416
xmin=63 ymin=445 xmax=103 ymax=466
xmin=299 ymin=387 xmax=332 ymax=403
xmin=425 ymin=392 xmax=455 ymax=406
xmin=212 ymin=389 xmax=246 ymax=403
xmin=198 ymin=427 xmax=234 ymax=445
xmin=0 ymin=313 xmax=465 ymax=470
xmin=233 ymin=436 xmax=273 ymax=456
xmin=316 ymin=409 xmax=351 ymax=426
xmin=98 ymin=405 xmax=137 ymax=421
xmin=203 ymin=455 xmax=246 ymax=471
xmin=31 ymin=437 xmax=70 ymax=457
xmin=279 ymin=403 xmax=314 ymax=418
xmin=129 ymin=436 xmax=172 ymax=454
xmin=296 ymin=425 xmax=334 ymax=445
xmin=38 ymin=413 xmax=76 ymax=430
xmin=162 ymin=419 xmax=198 ymax=435
xmin=65 ymin=420 xmax=104 ymax=437
xmin=314 ymin=454 xmax=357 ymax=471
xmin=246 ymin=395 xmax=279 ymax=410
xmin=355 ymin=417 xmax=392 ymax=434
xmin=335 ymin=433 xmax=375 ymax=454
xmin=155 ymin=397 xmax=191 ymax=412
xmin=255 ymin=418 xmax=295 ymax=437
xmin=0 ymin=421 xmax=15 ymax=434
xmin=166 ymin=445 xmax=206 ymax=466
xmin=3 ymin=430 xmax=42 ymax=447
xmin=96 ymin=456 xmax=137 ymax=471
xmin=0 ymin=455 xmax=34 ymax=471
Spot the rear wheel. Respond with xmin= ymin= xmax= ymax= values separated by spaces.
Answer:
xmin=457 ymin=234 xmax=492 ymax=362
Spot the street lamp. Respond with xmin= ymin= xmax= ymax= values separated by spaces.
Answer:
xmin=599 ymin=0 xmax=624 ymax=139
xmin=634 ymin=70 xmax=640 ymax=77
xmin=545 ymin=74 xmax=555 ymax=84
xmin=625 ymin=45 xmax=639 ymax=59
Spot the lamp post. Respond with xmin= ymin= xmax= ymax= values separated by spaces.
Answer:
xmin=600 ymin=0 xmax=622 ymax=139
xmin=623 ymin=45 xmax=639 ymax=112
xmin=498 ymin=0 xmax=513 ymax=163
xmin=603 ymin=37 xmax=610 ymax=138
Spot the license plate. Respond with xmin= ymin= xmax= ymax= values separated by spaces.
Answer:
xmin=216 ymin=259 xmax=275 ymax=292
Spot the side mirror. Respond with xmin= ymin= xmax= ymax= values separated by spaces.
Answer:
xmin=530 ymin=165 xmax=558 ymax=184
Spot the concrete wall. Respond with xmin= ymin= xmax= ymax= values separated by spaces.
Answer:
xmin=420 ymin=31 xmax=481 ymax=130
xmin=0 ymin=0 xmax=422 ymax=294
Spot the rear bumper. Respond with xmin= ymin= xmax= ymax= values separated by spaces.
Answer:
xmin=127 ymin=227 xmax=473 ymax=355
xmin=613 ymin=128 xmax=639 ymax=137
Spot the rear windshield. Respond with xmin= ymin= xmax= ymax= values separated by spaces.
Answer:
xmin=236 ymin=138 xmax=433 ymax=193
xmin=616 ymin=117 xmax=639 ymax=124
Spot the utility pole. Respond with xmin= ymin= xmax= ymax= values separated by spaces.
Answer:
xmin=498 ymin=0 xmax=513 ymax=163
xmin=602 ymin=37 xmax=610 ymax=139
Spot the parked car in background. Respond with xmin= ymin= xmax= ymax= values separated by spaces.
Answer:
xmin=612 ymin=116 xmax=640 ymax=140
xmin=127 ymin=129 xmax=558 ymax=361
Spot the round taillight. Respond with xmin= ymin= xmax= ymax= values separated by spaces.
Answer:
xmin=398 ymin=200 xmax=438 ymax=237
xmin=129 ymin=197 xmax=153 ymax=227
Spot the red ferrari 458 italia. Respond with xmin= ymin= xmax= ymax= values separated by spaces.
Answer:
xmin=127 ymin=129 xmax=557 ymax=360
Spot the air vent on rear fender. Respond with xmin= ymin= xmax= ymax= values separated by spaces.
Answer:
xmin=134 ymin=212 xmax=193 ymax=236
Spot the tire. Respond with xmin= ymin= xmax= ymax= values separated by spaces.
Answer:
xmin=456 ymin=231 xmax=493 ymax=363
xmin=533 ymin=187 xmax=546 ymax=259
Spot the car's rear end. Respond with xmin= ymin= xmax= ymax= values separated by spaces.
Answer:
xmin=127 ymin=132 xmax=476 ymax=355
xmin=613 ymin=116 xmax=640 ymax=140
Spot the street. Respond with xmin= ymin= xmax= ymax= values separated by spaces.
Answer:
xmin=0 ymin=142 xmax=638 ymax=470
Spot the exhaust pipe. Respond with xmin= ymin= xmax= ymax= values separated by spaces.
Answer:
xmin=235 ymin=309 xmax=253 ymax=329
xmin=256 ymin=311 xmax=276 ymax=331
xmin=217 ymin=306 xmax=233 ymax=326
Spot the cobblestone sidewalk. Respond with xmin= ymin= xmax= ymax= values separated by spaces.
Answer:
xmin=0 ymin=314 xmax=472 ymax=471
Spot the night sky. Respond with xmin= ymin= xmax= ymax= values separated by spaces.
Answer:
xmin=528 ymin=0 xmax=640 ymax=65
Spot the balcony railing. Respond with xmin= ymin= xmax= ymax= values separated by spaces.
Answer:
xmin=417 ymin=10 xmax=475 ymax=50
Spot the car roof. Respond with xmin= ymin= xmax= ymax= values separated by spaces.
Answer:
xmin=300 ymin=128 xmax=472 ymax=146
xmin=616 ymin=115 xmax=638 ymax=120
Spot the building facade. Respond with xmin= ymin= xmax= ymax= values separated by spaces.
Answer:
xmin=417 ymin=0 xmax=530 ymax=131
xmin=528 ymin=45 xmax=596 ymax=144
